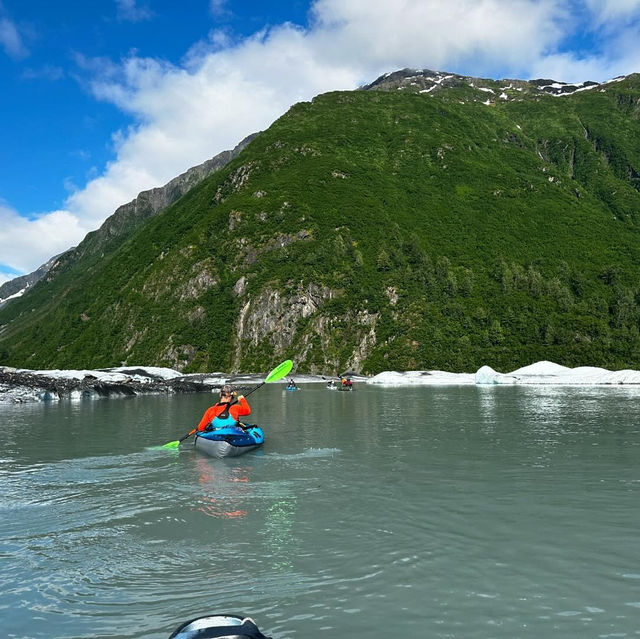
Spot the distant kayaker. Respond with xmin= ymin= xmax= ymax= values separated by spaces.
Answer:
xmin=197 ymin=384 xmax=251 ymax=431
xmin=287 ymin=377 xmax=297 ymax=388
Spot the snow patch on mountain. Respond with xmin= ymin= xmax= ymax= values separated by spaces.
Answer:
xmin=0 ymin=287 xmax=27 ymax=306
xmin=362 ymin=68 xmax=631 ymax=102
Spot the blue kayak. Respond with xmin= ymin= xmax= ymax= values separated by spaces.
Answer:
xmin=194 ymin=424 xmax=264 ymax=458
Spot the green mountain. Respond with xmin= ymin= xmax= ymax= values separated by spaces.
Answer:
xmin=2 ymin=69 xmax=640 ymax=374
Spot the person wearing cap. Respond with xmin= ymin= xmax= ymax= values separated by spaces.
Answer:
xmin=196 ymin=384 xmax=251 ymax=431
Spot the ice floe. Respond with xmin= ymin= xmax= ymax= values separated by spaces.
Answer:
xmin=368 ymin=361 xmax=640 ymax=387
xmin=367 ymin=370 xmax=475 ymax=385
xmin=476 ymin=361 xmax=640 ymax=385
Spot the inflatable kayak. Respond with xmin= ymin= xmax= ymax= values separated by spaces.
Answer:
xmin=169 ymin=615 xmax=271 ymax=638
xmin=285 ymin=386 xmax=299 ymax=391
xmin=194 ymin=424 xmax=264 ymax=458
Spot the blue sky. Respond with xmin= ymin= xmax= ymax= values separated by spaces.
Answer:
xmin=1 ymin=0 xmax=640 ymax=283
xmin=0 ymin=1 xmax=310 ymax=215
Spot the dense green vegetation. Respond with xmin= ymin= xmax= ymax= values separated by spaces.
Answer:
xmin=2 ymin=73 xmax=640 ymax=373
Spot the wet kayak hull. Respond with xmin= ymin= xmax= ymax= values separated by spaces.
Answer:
xmin=194 ymin=425 xmax=264 ymax=459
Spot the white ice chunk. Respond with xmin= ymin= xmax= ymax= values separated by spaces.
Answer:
xmin=475 ymin=366 xmax=517 ymax=385
xmin=367 ymin=370 xmax=475 ymax=386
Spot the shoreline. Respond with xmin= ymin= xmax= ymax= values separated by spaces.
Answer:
xmin=4 ymin=360 xmax=640 ymax=403
xmin=0 ymin=367 xmax=226 ymax=403
xmin=0 ymin=366 xmax=368 ymax=403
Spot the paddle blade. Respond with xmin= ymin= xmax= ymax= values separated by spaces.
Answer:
xmin=161 ymin=440 xmax=180 ymax=449
xmin=265 ymin=359 xmax=293 ymax=383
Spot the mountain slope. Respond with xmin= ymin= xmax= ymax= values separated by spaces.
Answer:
xmin=0 ymin=132 xmax=258 ymax=312
xmin=2 ymin=71 xmax=640 ymax=373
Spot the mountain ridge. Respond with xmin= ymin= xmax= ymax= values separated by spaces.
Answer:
xmin=0 ymin=132 xmax=259 ymax=304
xmin=360 ymin=67 xmax=628 ymax=98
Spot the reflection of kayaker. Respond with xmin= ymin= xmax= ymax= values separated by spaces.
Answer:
xmin=169 ymin=614 xmax=271 ymax=638
xmin=193 ymin=457 xmax=251 ymax=518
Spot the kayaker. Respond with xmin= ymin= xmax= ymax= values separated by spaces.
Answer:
xmin=197 ymin=385 xmax=251 ymax=431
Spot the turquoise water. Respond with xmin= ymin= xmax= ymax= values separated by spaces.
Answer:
xmin=1 ymin=384 xmax=640 ymax=638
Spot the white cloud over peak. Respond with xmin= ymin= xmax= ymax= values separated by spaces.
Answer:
xmin=3 ymin=0 xmax=640 ymax=277
xmin=0 ymin=15 xmax=28 ymax=59
xmin=309 ymin=0 xmax=566 ymax=75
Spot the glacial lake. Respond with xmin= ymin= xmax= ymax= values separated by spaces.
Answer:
xmin=2 ymin=383 xmax=640 ymax=638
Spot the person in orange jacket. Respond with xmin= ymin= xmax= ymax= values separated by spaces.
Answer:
xmin=197 ymin=384 xmax=251 ymax=431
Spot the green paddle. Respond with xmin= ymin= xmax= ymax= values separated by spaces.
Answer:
xmin=160 ymin=359 xmax=293 ymax=449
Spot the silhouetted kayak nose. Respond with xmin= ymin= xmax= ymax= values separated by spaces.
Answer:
xmin=169 ymin=615 xmax=271 ymax=639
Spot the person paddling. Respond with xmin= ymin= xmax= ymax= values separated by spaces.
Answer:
xmin=197 ymin=384 xmax=251 ymax=432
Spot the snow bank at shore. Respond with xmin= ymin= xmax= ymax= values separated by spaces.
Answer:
xmin=475 ymin=361 xmax=640 ymax=385
xmin=27 ymin=366 xmax=185 ymax=383
xmin=367 ymin=370 xmax=475 ymax=385
xmin=368 ymin=360 xmax=640 ymax=387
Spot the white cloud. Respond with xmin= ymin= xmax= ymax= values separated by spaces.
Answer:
xmin=22 ymin=64 xmax=65 ymax=81
xmin=3 ymin=0 xmax=640 ymax=278
xmin=308 ymin=0 xmax=567 ymax=77
xmin=209 ymin=0 xmax=229 ymax=17
xmin=585 ymin=0 xmax=640 ymax=24
xmin=531 ymin=1 xmax=640 ymax=81
xmin=0 ymin=203 xmax=84 ymax=274
xmin=116 ymin=0 xmax=152 ymax=22
xmin=0 ymin=16 xmax=28 ymax=59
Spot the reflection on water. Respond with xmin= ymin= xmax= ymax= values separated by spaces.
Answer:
xmin=260 ymin=498 xmax=297 ymax=571
xmin=192 ymin=456 xmax=253 ymax=519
